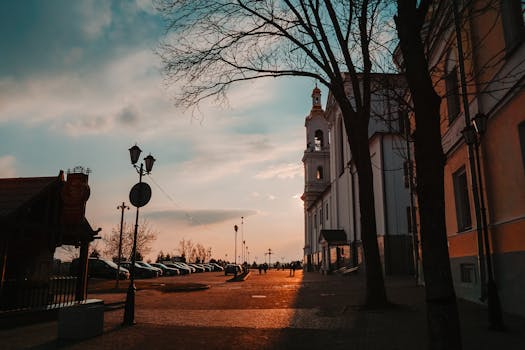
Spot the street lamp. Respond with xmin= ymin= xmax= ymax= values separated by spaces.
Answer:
xmin=241 ymin=216 xmax=244 ymax=263
xmin=123 ymin=144 xmax=156 ymax=326
xmin=462 ymin=114 xmax=504 ymax=330
xmin=116 ymin=202 xmax=129 ymax=289
xmin=234 ymin=225 xmax=238 ymax=264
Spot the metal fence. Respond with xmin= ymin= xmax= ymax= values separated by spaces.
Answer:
xmin=0 ymin=276 xmax=79 ymax=312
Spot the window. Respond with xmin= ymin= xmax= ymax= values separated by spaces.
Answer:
xmin=519 ymin=121 xmax=525 ymax=173
xmin=445 ymin=66 xmax=460 ymax=122
xmin=460 ymin=263 xmax=476 ymax=283
xmin=319 ymin=208 xmax=323 ymax=227
xmin=325 ymin=203 xmax=329 ymax=221
xmin=314 ymin=214 xmax=317 ymax=230
xmin=314 ymin=130 xmax=324 ymax=151
xmin=316 ymin=166 xmax=324 ymax=180
xmin=502 ymin=0 xmax=525 ymax=51
xmin=453 ymin=167 xmax=472 ymax=232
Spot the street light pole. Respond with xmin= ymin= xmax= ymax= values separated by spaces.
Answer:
xmin=234 ymin=225 xmax=238 ymax=265
xmin=241 ymin=216 xmax=244 ymax=263
xmin=453 ymin=0 xmax=487 ymax=300
xmin=471 ymin=113 xmax=505 ymax=330
xmin=123 ymin=145 xmax=155 ymax=326
xmin=116 ymin=202 xmax=129 ymax=289
xmin=462 ymin=120 xmax=504 ymax=330
xmin=267 ymin=248 xmax=272 ymax=269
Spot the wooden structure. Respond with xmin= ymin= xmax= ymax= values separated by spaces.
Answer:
xmin=0 ymin=171 xmax=99 ymax=310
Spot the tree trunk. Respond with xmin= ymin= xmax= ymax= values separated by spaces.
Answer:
xmin=395 ymin=2 xmax=462 ymax=349
xmin=355 ymin=136 xmax=388 ymax=306
xmin=342 ymin=108 xmax=388 ymax=307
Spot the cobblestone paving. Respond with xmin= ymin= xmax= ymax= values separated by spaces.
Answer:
xmin=2 ymin=269 xmax=525 ymax=349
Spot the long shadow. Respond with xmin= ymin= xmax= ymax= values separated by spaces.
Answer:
xmin=274 ymin=270 xmax=428 ymax=349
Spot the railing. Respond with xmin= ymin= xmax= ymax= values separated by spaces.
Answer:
xmin=0 ymin=276 xmax=79 ymax=312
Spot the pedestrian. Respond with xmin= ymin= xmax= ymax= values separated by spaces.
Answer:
xmin=258 ymin=264 xmax=262 ymax=274
xmin=289 ymin=261 xmax=296 ymax=276
xmin=263 ymin=263 xmax=268 ymax=274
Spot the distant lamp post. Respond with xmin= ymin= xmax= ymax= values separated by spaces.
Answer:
xmin=123 ymin=144 xmax=156 ymax=326
xmin=234 ymin=225 xmax=238 ymax=264
xmin=116 ymin=202 xmax=130 ymax=289
xmin=462 ymin=114 xmax=504 ymax=330
xmin=267 ymin=248 xmax=273 ymax=268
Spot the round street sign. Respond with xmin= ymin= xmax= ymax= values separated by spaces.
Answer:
xmin=129 ymin=182 xmax=152 ymax=208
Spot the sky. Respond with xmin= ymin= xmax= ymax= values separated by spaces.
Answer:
xmin=0 ymin=0 xmax=326 ymax=263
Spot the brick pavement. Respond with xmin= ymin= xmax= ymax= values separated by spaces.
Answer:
xmin=1 ymin=270 xmax=524 ymax=349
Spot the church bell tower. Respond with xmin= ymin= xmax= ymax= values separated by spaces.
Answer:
xmin=301 ymin=86 xmax=330 ymax=208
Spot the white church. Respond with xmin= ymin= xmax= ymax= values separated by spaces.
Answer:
xmin=301 ymin=75 xmax=417 ymax=275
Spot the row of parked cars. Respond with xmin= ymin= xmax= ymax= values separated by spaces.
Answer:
xmin=73 ymin=258 xmax=226 ymax=279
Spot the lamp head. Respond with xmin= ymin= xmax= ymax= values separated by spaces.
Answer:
xmin=234 ymin=225 xmax=238 ymax=232
xmin=144 ymin=154 xmax=156 ymax=173
xmin=129 ymin=145 xmax=142 ymax=165
xmin=473 ymin=112 xmax=488 ymax=135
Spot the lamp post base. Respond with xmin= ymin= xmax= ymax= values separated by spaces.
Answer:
xmin=122 ymin=283 xmax=136 ymax=326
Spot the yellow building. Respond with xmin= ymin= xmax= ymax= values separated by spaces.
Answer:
xmin=415 ymin=1 xmax=525 ymax=316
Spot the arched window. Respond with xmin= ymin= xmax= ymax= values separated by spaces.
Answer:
xmin=316 ymin=166 xmax=324 ymax=180
xmin=314 ymin=130 xmax=324 ymax=151
xmin=445 ymin=50 xmax=460 ymax=123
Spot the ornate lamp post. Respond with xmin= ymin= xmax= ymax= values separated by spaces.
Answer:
xmin=462 ymin=113 xmax=504 ymax=330
xmin=123 ymin=144 xmax=156 ymax=326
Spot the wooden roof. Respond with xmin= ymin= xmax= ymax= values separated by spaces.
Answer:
xmin=0 ymin=175 xmax=62 ymax=220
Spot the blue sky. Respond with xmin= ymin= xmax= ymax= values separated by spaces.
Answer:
xmin=0 ymin=0 xmax=326 ymax=263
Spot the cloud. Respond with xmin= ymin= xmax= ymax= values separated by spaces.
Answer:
xmin=0 ymin=156 xmax=16 ymax=177
xmin=117 ymin=105 xmax=140 ymax=125
xmin=146 ymin=209 xmax=258 ymax=226
xmin=254 ymin=162 xmax=303 ymax=179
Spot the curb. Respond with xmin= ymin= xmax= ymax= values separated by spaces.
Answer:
xmin=226 ymin=271 xmax=251 ymax=282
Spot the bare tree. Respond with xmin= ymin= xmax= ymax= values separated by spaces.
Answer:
xmin=394 ymin=1 xmax=462 ymax=349
xmin=156 ymin=0 xmax=397 ymax=306
xmin=177 ymin=238 xmax=194 ymax=261
xmin=103 ymin=219 xmax=158 ymax=261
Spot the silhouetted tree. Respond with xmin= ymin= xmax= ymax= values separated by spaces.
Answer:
xmin=103 ymin=219 xmax=158 ymax=262
xmin=156 ymin=0 xmax=397 ymax=306
xmin=394 ymin=1 xmax=461 ymax=349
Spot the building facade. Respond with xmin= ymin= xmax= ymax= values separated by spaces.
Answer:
xmin=408 ymin=0 xmax=525 ymax=316
xmin=302 ymin=77 xmax=415 ymax=275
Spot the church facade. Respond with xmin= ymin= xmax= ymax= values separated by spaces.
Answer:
xmin=302 ymin=77 xmax=415 ymax=275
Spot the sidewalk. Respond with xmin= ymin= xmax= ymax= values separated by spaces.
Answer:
xmin=1 ymin=272 xmax=524 ymax=349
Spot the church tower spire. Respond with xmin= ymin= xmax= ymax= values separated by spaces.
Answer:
xmin=302 ymin=86 xmax=330 ymax=209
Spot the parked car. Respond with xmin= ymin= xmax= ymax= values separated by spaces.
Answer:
xmin=188 ymin=263 xmax=206 ymax=273
xmin=164 ymin=262 xmax=192 ymax=275
xmin=175 ymin=262 xmax=196 ymax=273
xmin=201 ymin=264 xmax=215 ymax=272
xmin=137 ymin=261 xmax=163 ymax=276
xmin=150 ymin=263 xmax=180 ymax=276
xmin=71 ymin=258 xmax=129 ymax=279
xmin=120 ymin=262 xmax=158 ymax=278
xmin=210 ymin=263 xmax=224 ymax=271
xmin=224 ymin=264 xmax=242 ymax=276
xmin=195 ymin=263 xmax=212 ymax=272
